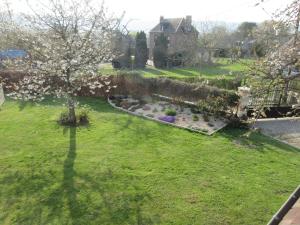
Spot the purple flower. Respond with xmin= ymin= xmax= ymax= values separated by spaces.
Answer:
xmin=158 ymin=116 xmax=175 ymax=123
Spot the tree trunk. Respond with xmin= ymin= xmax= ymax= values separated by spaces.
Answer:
xmin=68 ymin=97 xmax=76 ymax=125
xmin=208 ymin=49 xmax=212 ymax=64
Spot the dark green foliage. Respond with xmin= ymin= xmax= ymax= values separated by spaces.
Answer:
xmin=153 ymin=34 xmax=168 ymax=68
xmin=123 ymin=45 xmax=132 ymax=68
xmin=58 ymin=107 xmax=90 ymax=126
xmin=112 ymin=45 xmax=132 ymax=69
xmin=227 ymin=115 xmax=249 ymax=129
xmin=77 ymin=107 xmax=90 ymax=125
xmin=165 ymin=108 xmax=177 ymax=116
xmin=169 ymin=52 xmax=184 ymax=67
xmin=197 ymin=96 xmax=225 ymax=116
xmin=58 ymin=110 xmax=70 ymax=125
xmin=237 ymin=22 xmax=257 ymax=39
xmin=252 ymin=41 xmax=266 ymax=57
xmin=191 ymin=107 xmax=201 ymax=114
xmin=214 ymin=48 xmax=230 ymax=58
xmin=202 ymin=113 xmax=210 ymax=122
xmin=192 ymin=114 xmax=199 ymax=121
xmin=197 ymin=93 xmax=239 ymax=117
xmin=134 ymin=31 xmax=148 ymax=68
xmin=226 ymin=92 xmax=240 ymax=107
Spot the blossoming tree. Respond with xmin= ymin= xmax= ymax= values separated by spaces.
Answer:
xmin=248 ymin=0 xmax=300 ymax=112
xmin=2 ymin=0 xmax=122 ymax=124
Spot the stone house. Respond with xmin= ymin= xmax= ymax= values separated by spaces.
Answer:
xmin=148 ymin=16 xmax=199 ymax=64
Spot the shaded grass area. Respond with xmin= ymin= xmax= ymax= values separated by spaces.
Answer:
xmin=0 ymin=97 xmax=299 ymax=225
xmin=99 ymin=58 xmax=250 ymax=80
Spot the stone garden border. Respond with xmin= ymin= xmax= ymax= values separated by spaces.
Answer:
xmin=0 ymin=85 xmax=4 ymax=106
xmin=107 ymin=97 xmax=228 ymax=136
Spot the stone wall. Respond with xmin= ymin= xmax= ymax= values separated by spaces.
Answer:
xmin=148 ymin=31 xmax=198 ymax=60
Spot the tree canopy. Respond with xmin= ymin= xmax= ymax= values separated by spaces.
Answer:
xmin=153 ymin=34 xmax=168 ymax=68
xmin=1 ymin=0 xmax=122 ymax=124
xmin=134 ymin=31 xmax=148 ymax=68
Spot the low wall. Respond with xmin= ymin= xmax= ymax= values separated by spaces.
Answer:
xmin=0 ymin=84 xmax=4 ymax=106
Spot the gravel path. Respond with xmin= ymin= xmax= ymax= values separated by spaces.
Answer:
xmin=254 ymin=118 xmax=300 ymax=149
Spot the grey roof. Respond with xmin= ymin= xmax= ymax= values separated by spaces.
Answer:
xmin=0 ymin=49 xmax=27 ymax=59
xmin=150 ymin=18 xmax=183 ymax=33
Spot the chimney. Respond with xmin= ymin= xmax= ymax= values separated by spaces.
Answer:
xmin=160 ymin=16 xmax=164 ymax=31
xmin=186 ymin=15 xmax=192 ymax=31
xmin=160 ymin=16 xmax=164 ymax=23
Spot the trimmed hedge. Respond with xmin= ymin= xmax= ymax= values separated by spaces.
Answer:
xmin=115 ymin=72 xmax=237 ymax=102
xmin=0 ymin=70 xmax=238 ymax=104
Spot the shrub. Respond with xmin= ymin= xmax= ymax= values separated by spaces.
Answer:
xmin=58 ymin=107 xmax=90 ymax=126
xmin=191 ymin=107 xmax=201 ymax=114
xmin=203 ymin=113 xmax=210 ymax=122
xmin=227 ymin=115 xmax=249 ymax=129
xmin=77 ymin=107 xmax=90 ymax=125
xmin=134 ymin=31 xmax=148 ymax=68
xmin=179 ymin=75 xmax=244 ymax=90
xmin=197 ymin=93 xmax=239 ymax=117
xmin=165 ymin=108 xmax=177 ymax=116
xmin=58 ymin=110 xmax=70 ymax=125
xmin=226 ymin=92 xmax=240 ymax=107
xmin=112 ymin=46 xmax=132 ymax=69
xmin=153 ymin=34 xmax=168 ymax=68
xmin=192 ymin=115 xmax=199 ymax=121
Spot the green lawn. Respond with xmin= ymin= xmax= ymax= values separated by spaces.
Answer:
xmin=1 ymin=97 xmax=300 ymax=225
xmin=100 ymin=58 xmax=250 ymax=80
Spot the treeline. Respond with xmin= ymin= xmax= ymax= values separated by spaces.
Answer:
xmin=112 ymin=31 xmax=148 ymax=69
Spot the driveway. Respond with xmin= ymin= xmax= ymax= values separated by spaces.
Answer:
xmin=254 ymin=117 xmax=300 ymax=149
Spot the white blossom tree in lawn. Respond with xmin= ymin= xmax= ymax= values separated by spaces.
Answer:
xmin=4 ymin=0 xmax=122 ymax=125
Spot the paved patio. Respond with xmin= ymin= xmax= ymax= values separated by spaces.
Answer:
xmin=279 ymin=198 xmax=300 ymax=225
xmin=254 ymin=117 xmax=300 ymax=149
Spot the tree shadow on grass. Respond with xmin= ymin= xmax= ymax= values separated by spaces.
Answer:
xmin=63 ymin=127 xmax=80 ymax=224
xmin=220 ymin=128 xmax=300 ymax=153
xmin=170 ymin=68 xmax=198 ymax=77
xmin=142 ymin=68 xmax=166 ymax=76
xmin=0 ymin=125 xmax=159 ymax=225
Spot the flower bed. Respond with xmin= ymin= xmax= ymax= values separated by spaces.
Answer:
xmin=108 ymin=95 xmax=228 ymax=135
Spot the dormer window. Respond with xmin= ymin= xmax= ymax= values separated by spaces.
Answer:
xmin=161 ymin=23 xmax=168 ymax=31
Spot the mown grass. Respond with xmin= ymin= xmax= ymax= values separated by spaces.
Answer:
xmin=99 ymin=58 xmax=250 ymax=80
xmin=0 ymin=97 xmax=299 ymax=225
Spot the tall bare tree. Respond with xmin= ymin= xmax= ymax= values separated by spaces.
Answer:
xmin=197 ymin=22 xmax=233 ymax=64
